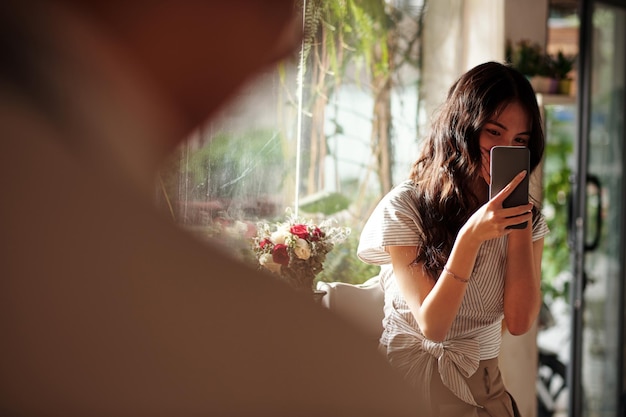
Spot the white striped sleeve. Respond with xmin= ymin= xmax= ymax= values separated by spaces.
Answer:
xmin=532 ymin=211 xmax=550 ymax=241
xmin=357 ymin=181 xmax=422 ymax=265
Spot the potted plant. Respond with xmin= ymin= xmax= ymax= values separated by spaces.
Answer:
xmin=507 ymin=39 xmax=543 ymax=77
xmin=506 ymin=39 xmax=553 ymax=93
xmin=548 ymin=51 xmax=577 ymax=95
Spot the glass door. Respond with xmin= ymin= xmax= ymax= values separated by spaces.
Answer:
xmin=570 ymin=1 xmax=626 ymax=416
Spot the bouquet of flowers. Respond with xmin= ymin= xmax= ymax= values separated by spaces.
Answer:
xmin=253 ymin=211 xmax=350 ymax=292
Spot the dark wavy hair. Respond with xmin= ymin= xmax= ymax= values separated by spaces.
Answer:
xmin=408 ymin=61 xmax=545 ymax=279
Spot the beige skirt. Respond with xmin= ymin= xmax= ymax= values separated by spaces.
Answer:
xmin=428 ymin=357 xmax=521 ymax=417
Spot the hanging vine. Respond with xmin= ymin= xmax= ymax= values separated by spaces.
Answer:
xmin=299 ymin=0 xmax=426 ymax=203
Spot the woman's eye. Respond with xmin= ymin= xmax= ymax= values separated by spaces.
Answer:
xmin=486 ymin=128 xmax=499 ymax=136
xmin=515 ymin=137 xmax=529 ymax=145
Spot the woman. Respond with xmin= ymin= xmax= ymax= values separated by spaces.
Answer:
xmin=357 ymin=61 xmax=548 ymax=417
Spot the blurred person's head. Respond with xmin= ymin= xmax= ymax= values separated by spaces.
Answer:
xmin=1 ymin=1 xmax=302 ymax=145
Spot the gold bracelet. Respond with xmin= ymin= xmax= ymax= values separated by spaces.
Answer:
xmin=443 ymin=265 xmax=469 ymax=283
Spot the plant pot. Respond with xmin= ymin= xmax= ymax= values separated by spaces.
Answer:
xmin=558 ymin=79 xmax=573 ymax=95
xmin=530 ymin=76 xmax=554 ymax=94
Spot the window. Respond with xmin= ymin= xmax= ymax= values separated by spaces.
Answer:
xmin=159 ymin=1 xmax=426 ymax=284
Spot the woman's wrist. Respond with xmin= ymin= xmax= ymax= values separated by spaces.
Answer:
xmin=455 ymin=226 xmax=482 ymax=254
xmin=445 ymin=231 xmax=481 ymax=284
xmin=442 ymin=265 xmax=470 ymax=283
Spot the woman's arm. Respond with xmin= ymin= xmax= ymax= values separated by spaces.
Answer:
xmin=503 ymin=226 xmax=545 ymax=335
xmin=388 ymin=229 xmax=482 ymax=342
xmin=388 ymin=171 xmax=535 ymax=342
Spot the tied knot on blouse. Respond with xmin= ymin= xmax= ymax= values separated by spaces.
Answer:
xmin=386 ymin=325 xmax=483 ymax=408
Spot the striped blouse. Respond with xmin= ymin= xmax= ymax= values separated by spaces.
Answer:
xmin=357 ymin=179 xmax=549 ymax=407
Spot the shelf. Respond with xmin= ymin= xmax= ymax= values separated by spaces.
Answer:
xmin=536 ymin=93 xmax=576 ymax=107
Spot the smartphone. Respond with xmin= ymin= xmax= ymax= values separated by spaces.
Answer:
xmin=489 ymin=146 xmax=530 ymax=229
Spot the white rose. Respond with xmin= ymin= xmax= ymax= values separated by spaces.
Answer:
xmin=259 ymin=253 xmax=282 ymax=273
xmin=270 ymin=226 xmax=291 ymax=244
xmin=293 ymin=238 xmax=311 ymax=260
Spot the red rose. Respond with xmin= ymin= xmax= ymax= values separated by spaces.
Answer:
xmin=259 ymin=238 xmax=272 ymax=249
xmin=272 ymin=244 xmax=290 ymax=265
xmin=290 ymin=224 xmax=309 ymax=239
xmin=310 ymin=226 xmax=324 ymax=241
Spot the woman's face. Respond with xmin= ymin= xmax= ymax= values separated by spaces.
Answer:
xmin=478 ymin=101 xmax=531 ymax=184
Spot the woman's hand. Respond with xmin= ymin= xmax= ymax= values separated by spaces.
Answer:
xmin=460 ymin=171 xmax=533 ymax=244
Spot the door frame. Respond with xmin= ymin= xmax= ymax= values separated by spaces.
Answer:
xmin=569 ymin=1 xmax=626 ymax=416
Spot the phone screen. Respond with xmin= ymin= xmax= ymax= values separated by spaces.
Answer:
xmin=489 ymin=146 xmax=530 ymax=229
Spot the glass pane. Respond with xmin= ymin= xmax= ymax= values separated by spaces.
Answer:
xmin=581 ymin=3 xmax=626 ymax=416
xmin=538 ymin=101 xmax=576 ymax=417
xmin=159 ymin=3 xmax=426 ymax=285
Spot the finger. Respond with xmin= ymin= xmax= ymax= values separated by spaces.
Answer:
xmin=503 ymin=211 xmax=532 ymax=229
xmin=492 ymin=170 xmax=527 ymax=203
xmin=501 ymin=203 xmax=533 ymax=218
